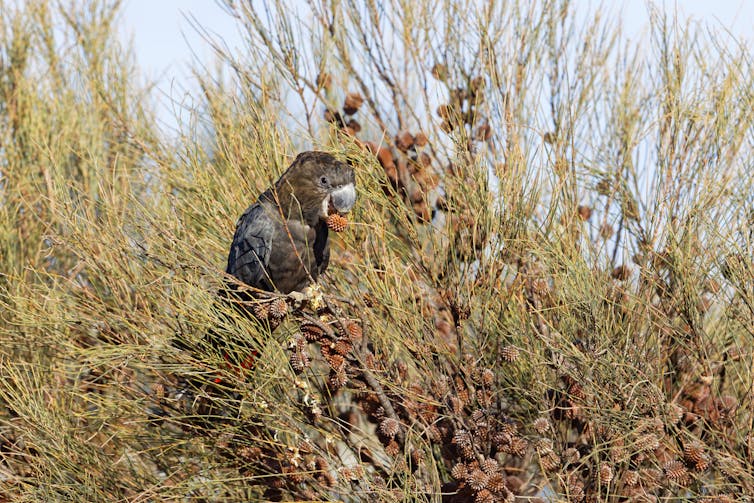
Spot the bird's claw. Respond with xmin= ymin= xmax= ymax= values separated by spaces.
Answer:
xmin=287 ymin=290 xmax=308 ymax=307
xmin=285 ymin=285 xmax=325 ymax=310
xmin=304 ymin=284 xmax=324 ymax=311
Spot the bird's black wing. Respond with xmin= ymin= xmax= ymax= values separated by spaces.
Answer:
xmin=225 ymin=203 xmax=274 ymax=290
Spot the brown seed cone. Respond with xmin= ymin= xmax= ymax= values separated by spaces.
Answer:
xmin=238 ymin=445 xmax=262 ymax=460
xmin=301 ymin=322 xmax=325 ymax=342
xmin=340 ymin=126 xmax=356 ymax=137
xmin=474 ymin=123 xmax=492 ymax=141
xmin=481 ymin=368 xmax=494 ymax=386
xmin=316 ymin=72 xmax=332 ymax=90
xmin=683 ymin=441 xmax=710 ymax=471
xmin=636 ymin=433 xmax=660 ymax=451
xmin=467 ymin=469 xmax=489 ymax=491
xmin=459 ymin=442 xmax=475 ymax=460
xmin=449 ymin=395 xmax=463 ymax=414
xmin=451 ymin=463 xmax=468 ymax=480
xmin=599 ymin=223 xmax=614 ymax=239
xmin=469 ymin=409 xmax=483 ymax=424
xmin=252 ymin=301 xmax=270 ymax=319
xmin=508 ymin=437 xmax=529 ymax=457
xmin=577 ymin=205 xmax=592 ymax=221
xmin=326 ymin=213 xmax=348 ymax=232
xmin=289 ymin=351 xmax=310 ymax=374
xmin=293 ymin=335 xmax=306 ymax=352
xmin=596 ymin=177 xmax=612 ymax=195
xmin=718 ymin=454 xmax=744 ymax=478
xmin=501 ymin=345 xmax=520 ymax=362
xmin=456 ymin=385 xmax=470 ymax=406
xmin=599 ymin=463 xmax=614 ymax=485
xmin=321 ymin=344 xmax=344 ymax=366
xmin=374 ymin=145 xmax=394 ymax=169
xmin=568 ymin=382 xmax=586 ymax=401
xmin=623 ymin=470 xmax=639 ymax=486
xmin=431 ymin=63 xmax=448 ymax=81
xmin=282 ymin=464 xmax=305 ymax=484
xmin=396 ymin=157 xmax=410 ymax=181
xmin=410 ymin=448 xmax=425 ymax=468
xmin=452 ymin=429 xmax=472 ymax=448
xmin=440 ymin=119 xmax=454 ymax=133
xmin=414 ymin=131 xmax=429 ymax=147
xmin=474 ymin=489 xmax=494 ymax=503
xmin=395 ymin=130 xmax=415 ymax=152
xmin=382 ymin=161 xmax=399 ymax=186
xmin=384 ymin=439 xmax=400 ymax=456
xmin=540 ymin=450 xmax=560 ymax=472
xmin=345 ymin=321 xmax=363 ymax=342
xmin=532 ymin=417 xmax=550 ymax=434
xmin=413 ymin=201 xmax=432 ymax=222
xmin=639 ymin=468 xmax=662 ymax=490
xmin=323 ymin=470 xmax=337 ymax=487
xmin=500 ymin=421 xmax=518 ymax=436
xmin=534 ymin=438 xmax=553 ymax=452
xmin=415 ymin=152 xmax=437 ymax=171
xmin=270 ymin=298 xmax=288 ymax=319
xmin=415 ymin=160 xmax=433 ymax=178
xmin=426 ymin=424 xmax=442 ymax=442
xmin=666 ymin=402 xmax=685 ymax=424
xmin=334 ymin=318 xmax=349 ymax=337
xmin=407 ymin=184 xmax=425 ymax=204
xmin=346 ymin=118 xmax=361 ymax=133
xmin=611 ymin=264 xmax=632 ymax=281
xmin=437 ymin=104 xmax=451 ymax=120
xmin=563 ymin=447 xmax=580 ymax=464
xmin=333 ymin=338 xmax=353 ymax=356
xmin=486 ymin=472 xmax=507 ymax=493
xmin=717 ymin=394 xmax=738 ymax=416
xmin=692 ymin=456 xmax=710 ymax=472
xmin=480 ymin=458 xmax=499 ymax=475
xmin=664 ymin=460 xmax=691 ymax=486
xmin=470 ymin=75 xmax=485 ymax=92
xmin=450 ymin=87 xmax=467 ymax=106
xmin=343 ymin=92 xmax=364 ymax=114
xmin=269 ymin=477 xmax=286 ymax=489
xmin=323 ymin=108 xmax=340 ymax=124
xmin=379 ymin=417 xmax=401 ymax=438
xmin=492 ymin=432 xmax=511 ymax=451
xmin=568 ymin=480 xmax=585 ymax=502
xmin=328 ymin=367 xmax=348 ymax=389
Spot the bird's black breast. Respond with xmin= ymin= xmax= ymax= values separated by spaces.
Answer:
xmin=313 ymin=221 xmax=330 ymax=275
xmin=264 ymin=218 xmax=330 ymax=293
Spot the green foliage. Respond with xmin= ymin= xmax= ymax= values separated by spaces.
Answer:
xmin=1 ymin=0 xmax=753 ymax=501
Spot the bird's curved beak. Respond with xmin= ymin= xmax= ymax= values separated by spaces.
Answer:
xmin=329 ymin=183 xmax=356 ymax=214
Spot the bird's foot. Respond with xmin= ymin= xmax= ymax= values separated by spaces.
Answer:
xmin=286 ymin=284 xmax=324 ymax=310
xmin=286 ymin=290 xmax=309 ymax=307
xmin=304 ymin=284 xmax=324 ymax=311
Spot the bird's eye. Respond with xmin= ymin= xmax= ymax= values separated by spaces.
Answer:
xmin=320 ymin=176 xmax=328 ymax=186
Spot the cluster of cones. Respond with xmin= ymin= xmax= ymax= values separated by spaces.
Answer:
xmin=321 ymin=80 xmax=440 ymax=222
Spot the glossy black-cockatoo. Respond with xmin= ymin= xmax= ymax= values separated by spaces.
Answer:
xmin=224 ymin=151 xmax=356 ymax=301
xmin=171 ymin=152 xmax=355 ymax=392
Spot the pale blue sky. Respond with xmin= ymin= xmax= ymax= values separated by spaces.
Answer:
xmin=118 ymin=1 xmax=753 ymax=133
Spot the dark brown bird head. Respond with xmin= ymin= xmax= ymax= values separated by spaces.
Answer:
xmin=267 ymin=151 xmax=356 ymax=227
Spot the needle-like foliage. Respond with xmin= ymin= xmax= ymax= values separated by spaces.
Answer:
xmin=1 ymin=0 xmax=753 ymax=501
